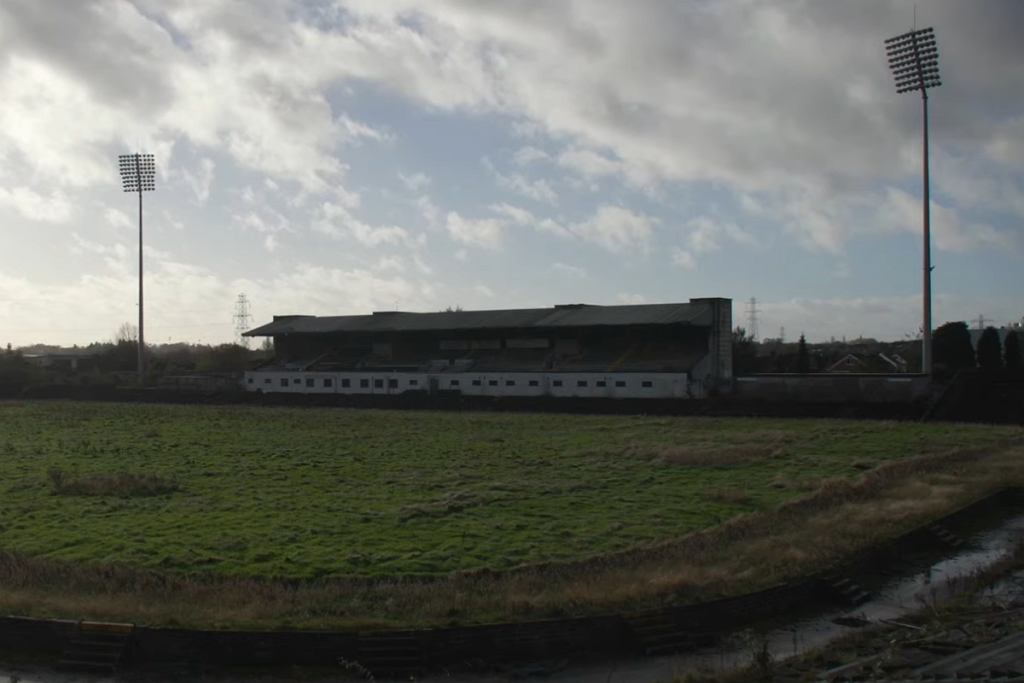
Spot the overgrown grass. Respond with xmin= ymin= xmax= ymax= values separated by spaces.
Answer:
xmin=0 ymin=400 xmax=1020 ymax=628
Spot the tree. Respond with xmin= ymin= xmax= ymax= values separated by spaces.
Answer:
xmin=1005 ymin=330 xmax=1021 ymax=371
xmin=796 ymin=334 xmax=810 ymax=373
xmin=932 ymin=321 xmax=975 ymax=373
xmin=732 ymin=326 xmax=758 ymax=374
xmin=976 ymin=327 xmax=1003 ymax=371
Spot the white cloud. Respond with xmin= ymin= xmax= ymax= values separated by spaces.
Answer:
xmin=316 ymin=202 xmax=422 ymax=248
xmin=263 ymin=234 xmax=279 ymax=252
xmin=0 ymin=186 xmax=71 ymax=223
xmin=474 ymin=284 xmax=495 ymax=298
xmin=445 ymin=211 xmax=504 ymax=249
xmin=180 ymin=157 xmax=215 ymax=204
xmin=552 ymin=262 xmax=587 ymax=278
xmin=104 ymin=207 xmax=132 ymax=230
xmin=484 ymin=158 xmax=558 ymax=204
xmin=489 ymin=202 xmax=534 ymax=225
xmin=513 ymin=146 xmax=549 ymax=165
xmin=398 ymin=171 xmax=431 ymax=192
xmin=572 ymin=204 xmax=655 ymax=252
xmin=671 ymin=248 xmax=696 ymax=271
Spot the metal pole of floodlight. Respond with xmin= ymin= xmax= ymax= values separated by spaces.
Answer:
xmin=118 ymin=153 xmax=156 ymax=386
xmin=885 ymin=27 xmax=941 ymax=376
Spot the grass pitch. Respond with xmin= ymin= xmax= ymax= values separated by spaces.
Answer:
xmin=1 ymin=401 xmax=1019 ymax=583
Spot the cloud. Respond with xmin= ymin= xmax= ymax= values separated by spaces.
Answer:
xmin=483 ymin=158 xmax=558 ymax=204
xmin=398 ymin=171 xmax=431 ymax=192
xmin=315 ymin=202 xmax=422 ymax=248
xmin=0 ymin=186 xmax=72 ymax=223
xmin=263 ymin=234 xmax=279 ymax=253
xmin=513 ymin=146 xmax=549 ymax=165
xmin=571 ymin=204 xmax=655 ymax=252
xmin=489 ymin=202 xmax=534 ymax=225
xmin=180 ymin=157 xmax=215 ymax=204
xmin=104 ymin=207 xmax=132 ymax=230
xmin=671 ymin=248 xmax=696 ymax=271
xmin=445 ymin=211 xmax=504 ymax=249
xmin=552 ymin=262 xmax=587 ymax=278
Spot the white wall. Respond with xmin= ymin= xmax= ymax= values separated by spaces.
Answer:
xmin=244 ymin=370 xmax=695 ymax=399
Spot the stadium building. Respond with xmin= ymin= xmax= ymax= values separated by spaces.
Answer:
xmin=243 ymin=298 xmax=732 ymax=399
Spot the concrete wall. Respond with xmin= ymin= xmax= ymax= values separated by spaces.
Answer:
xmin=733 ymin=374 xmax=931 ymax=404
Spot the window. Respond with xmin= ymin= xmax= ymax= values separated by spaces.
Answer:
xmin=528 ymin=380 xmax=539 ymax=387
xmin=264 ymin=378 xmax=271 ymax=385
xmin=324 ymin=378 xmax=333 ymax=388
xmin=388 ymin=379 xmax=398 ymax=388
xmin=472 ymin=379 xmax=482 ymax=386
xmin=295 ymin=377 xmax=302 ymax=384
xmin=247 ymin=377 xmax=253 ymax=384
xmin=342 ymin=378 xmax=351 ymax=388
xmin=489 ymin=379 xmax=498 ymax=386
xmin=642 ymin=381 xmax=653 ymax=388
xmin=280 ymin=378 xmax=289 ymax=387
xmin=450 ymin=379 xmax=460 ymax=387
xmin=409 ymin=379 xmax=419 ymax=387
xmin=615 ymin=380 xmax=626 ymax=388
xmin=553 ymin=380 xmax=563 ymax=387
xmin=360 ymin=379 xmax=369 ymax=388
xmin=506 ymin=380 xmax=515 ymax=387
xmin=305 ymin=378 xmax=315 ymax=388
xmin=577 ymin=380 xmax=588 ymax=387
xmin=596 ymin=380 xmax=606 ymax=388
xmin=374 ymin=379 xmax=384 ymax=389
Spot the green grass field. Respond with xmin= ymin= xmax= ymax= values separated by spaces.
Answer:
xmin=2 ymin=401 xmax=1020 ymax=581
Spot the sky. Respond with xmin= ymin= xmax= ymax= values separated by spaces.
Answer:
xmin=1 ymin=0 xmax=1022 ymax=347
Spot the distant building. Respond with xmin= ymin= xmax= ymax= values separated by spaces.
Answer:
xmin=22 ymin=350 xmax=98 ymax=374
xmin=243 ymin=299 xmax=732 ymax=399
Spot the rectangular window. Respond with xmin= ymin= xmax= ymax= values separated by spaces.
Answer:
xmin=360 ymin=379 xmax=369 ymax=388
xmin=409 ymin=379 xmax=419 ymax=387
xmin=295 ymin=377 xmax=302 ymax=384
xmin=489 ymin=379 xmax=498 ymax=386
xmin=388 ymin=379 xmax=398 ymax=388
xmin=450 ymin=379 xmax=460 ymax=387
xmin=615 ymin=380 xmax=626 ymax=387
xmin=342 ymin=378 xmax=351 ymax=388
xmin=642 ymin=380 xmax=654 ymax=388
xmin=324 ymin=378 xmax=333 ymax=387
xmin=528 ymin=380 xmax=539 ymax=387
xmin=596 ymin=380 xmax=606 ymax=387
xmin=472 ymin=379 xmax=482 ymax=386
xmin=553 ymin=380 xmax=563 ymax=387
xmin=264 ymin=378 xmax=271 ymax=385
xmin=247 ymin=377 xmax=253 ymax=384
xmin=506 ymin=380 xmax=515 ymax=386
xmin=374 ymin=379 xmax=384 ymax=389
xmin=577 ymin=380 xmax=588 ymax=387
xmin=280 ymin=378 xmax=289 ymax=387
xmin=305 ymin=378 xmax=315 ymax=387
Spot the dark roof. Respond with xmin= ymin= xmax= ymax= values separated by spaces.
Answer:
xmin=244 ymin=300 xmax=723 ymax=337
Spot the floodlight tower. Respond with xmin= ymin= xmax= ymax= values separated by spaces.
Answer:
xmin=118 ymin=153 xmax=156 ymax=385
xmin=885 ymin=27 xmax=941 ymax=375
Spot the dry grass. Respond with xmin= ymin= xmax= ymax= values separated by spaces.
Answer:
xmin=1 ymin=441 xmax=1021 ymax=630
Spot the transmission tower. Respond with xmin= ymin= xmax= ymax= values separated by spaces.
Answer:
xmin=745 ymin=297 xmax=760 ymax=341
xmin=234 ymin=293 xmax=253 ymax=348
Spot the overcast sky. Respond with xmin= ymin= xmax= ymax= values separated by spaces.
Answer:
xmin=1 ymin=0 xmax=1021 ymax=347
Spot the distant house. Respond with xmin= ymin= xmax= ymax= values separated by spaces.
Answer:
xmin=22 ymin=350 xmax=99 ymax=374
xmin=968 ymin=320 xmax=1024 ymax=349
